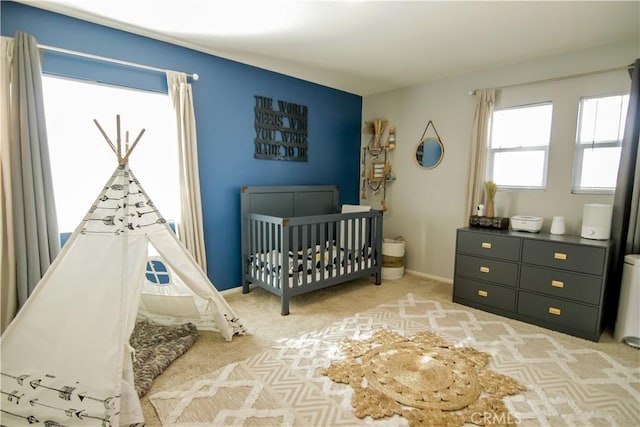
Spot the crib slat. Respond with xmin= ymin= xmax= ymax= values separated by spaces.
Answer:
xmin=251 ymin=218 xmax=258 ymax=281
xmin=248 ymin=218 xmax=254 ymax=278
xmin=256 ymin=221 xmax=266 ymax=281
xmin=328 ymin=221 xmax=335 ymax=278
xmin=350 ymin=216 xmax=355 ymax=273
xmin=282 ymin=221 xmax=289 ymax=292
xmin=360 ymin=217 xmax=366 ymax=271
xmin=266 ymin=221 xmax=273 ymax=288
xmin=301 ymin=225 xmax=308 ymax=287
xmin=356 ymin=217 xmax=362 ymax=271
xmin=262 ymin=220 xmax=267 ymax=286
xmin=336 ymin=219 xmax=343 ymax=274
xmin=291 ymin=224 xmax=298 ymax=288
xmin=273 ymin=222 xmax=279 ymax=289
xmin=276 ymin=222 xmax=280 ymax=288
xmin=319 ymin=223 xmax=326 ymax=281
xmin=273 ymin=222 xmax=278 ymax=288
xmin=310 ymin=224 xmax=317 ymax=285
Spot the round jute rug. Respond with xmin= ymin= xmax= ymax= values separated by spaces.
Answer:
xmin=321 ymin=328 xmax=525 ymax=426
xmin=362 ymin=341 xmax=481 ymax=411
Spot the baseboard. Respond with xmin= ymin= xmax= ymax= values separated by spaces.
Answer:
xmin=221 ymin=285 xmax=245 ymax=296
xmin=404 ymin=269 xmax=453 ymax=284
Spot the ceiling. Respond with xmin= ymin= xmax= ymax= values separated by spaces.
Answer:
xmin=18 ymin=0 xmax=640 ymax=96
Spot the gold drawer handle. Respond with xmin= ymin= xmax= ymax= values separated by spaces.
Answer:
xmin=481 ymin=242 xmax=492 ymax=249
xmin=551 ymin=280 xmax=565 ymax=288
xmin=478 ymin=290 xmax=488 ymax=297
xmin=479 ymin=266 xmax=490 ymax=273
xmin=548 ymin=307 xmax=562 ymax=316
xmin=554 ymin=252 xmax=567 ymax=260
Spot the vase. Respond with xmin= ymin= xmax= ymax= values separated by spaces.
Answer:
xmin=486 ymin=200 xmax=495 ymax=218
xmin=373 ymin=135 xmax=381 ymax=148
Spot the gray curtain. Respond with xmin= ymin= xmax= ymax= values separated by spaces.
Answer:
xmin=608 ymin=58 xmax=640 ymax=324
xmin=1 ymin=36 xmax=17 ymax=333
xmin=10 ymin=32 xmax=60 ymax=307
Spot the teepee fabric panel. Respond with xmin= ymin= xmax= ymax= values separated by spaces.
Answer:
xmin=140 ymin=294 xmax=201 ymax=318
xmin=0 ymin=233 xmax=148 ymax=426
xmin=147 ymin=228 xmax=243 ymax=340
xmin=119 ymin=345 xmax=144 ymax=425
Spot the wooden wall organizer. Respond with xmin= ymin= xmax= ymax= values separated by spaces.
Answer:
xmin=361 ymin=119 xmax=395 ymax=211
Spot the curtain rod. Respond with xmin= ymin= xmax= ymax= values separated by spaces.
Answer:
xmin=38 ymin=43 xmax=199 ymax=81
xmin=469 ymin=64 xmax=632 ymax=95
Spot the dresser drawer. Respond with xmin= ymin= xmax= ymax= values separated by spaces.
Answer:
xmin=517 ymin=291 xmax=598 ymax=334
xmin=454 ymin=277 xmax=516 ymax=312
xmin=456 ymin=230 xmax=520 ymax=261
xmin=520 ymin=265 xmax=603 ymax=305
xmin=522 ymin=239 xmax=606 ymax=275
xmin=455 ymin=254 xmax=518 ymax=287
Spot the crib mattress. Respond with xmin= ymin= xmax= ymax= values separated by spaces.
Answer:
xmin=249 ymin=242 xmax=374 ymax=288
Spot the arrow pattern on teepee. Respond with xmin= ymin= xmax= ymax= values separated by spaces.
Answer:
xmin=81 ymin=165 xmax=166 ymax=236
xmin=0 ymin=371 xmax=119 ymax=426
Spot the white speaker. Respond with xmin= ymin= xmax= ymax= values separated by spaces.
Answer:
xmin=581 ymin=203 xmax=612 ymax=240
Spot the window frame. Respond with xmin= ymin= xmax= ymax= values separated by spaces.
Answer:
xmin=571 ymin=93 xmax=628 ymax=194
xmin=486 ymin=101 xmax=553 ymax=191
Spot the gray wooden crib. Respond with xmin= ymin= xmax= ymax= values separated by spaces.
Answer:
xmin=241 ymin=185 xmax=383 ymax=315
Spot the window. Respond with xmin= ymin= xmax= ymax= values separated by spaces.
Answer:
xmin=487 ymin=103 xmax=553 ymax=189
xmin=43 ymin=76 xmax=178 ymax=233
xmin=572 ymin=94 xmax=629 ymax=193
xmin=145 ymin=258 xmax=172 ymax=285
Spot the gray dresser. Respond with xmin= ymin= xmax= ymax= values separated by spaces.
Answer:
xmin=453 ymin=227 xmax=613 ymax=341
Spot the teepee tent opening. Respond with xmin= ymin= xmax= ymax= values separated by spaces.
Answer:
xmin=0 ymin=116 xmax=245 ymax=426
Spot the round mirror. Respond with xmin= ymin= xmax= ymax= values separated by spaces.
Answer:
xmin=415 ymin=137 xmax=444 ymax=169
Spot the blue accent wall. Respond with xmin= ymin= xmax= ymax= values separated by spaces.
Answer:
xmin=2 ymin=1 xmax=363 ymax=290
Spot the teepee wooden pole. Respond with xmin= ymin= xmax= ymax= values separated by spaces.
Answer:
xmin=122 ymin=128 xmax=146 ymax=164
xmin=116 ymin=115 xmax=122 ymax=160
xmin=93 ymin=119 xmax=119 ymax=160
xmin=94 ymin=116 xmax=145 ymax=165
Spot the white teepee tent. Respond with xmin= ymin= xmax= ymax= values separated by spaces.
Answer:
xmin=0 ymin=117 xmax=245 ymax=426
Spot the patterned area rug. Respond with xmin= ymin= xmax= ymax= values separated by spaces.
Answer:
xmin=149 ymin=294 xmax=640 ymax=426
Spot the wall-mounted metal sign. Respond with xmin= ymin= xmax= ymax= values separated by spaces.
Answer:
xmin=254 ymin=95 xmax=308 ymax=161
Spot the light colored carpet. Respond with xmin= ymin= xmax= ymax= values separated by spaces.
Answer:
xmin=141 ymin=274 xmax=640 ymax=426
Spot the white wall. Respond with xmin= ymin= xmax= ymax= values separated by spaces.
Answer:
xmin=362 ymin=41 xmax=638 ymax=281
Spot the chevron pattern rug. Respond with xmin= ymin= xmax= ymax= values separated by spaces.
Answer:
xmin=149 ymin=293 xmax=640 ymax=426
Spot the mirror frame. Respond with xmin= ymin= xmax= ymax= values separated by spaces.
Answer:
xmin=415 ymin=137 xmax=444 ymax=169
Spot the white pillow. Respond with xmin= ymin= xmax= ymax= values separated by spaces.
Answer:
xmin=341 ymin=204 xmax=371 ymax=213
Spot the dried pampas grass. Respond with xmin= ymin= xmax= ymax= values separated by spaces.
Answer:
xmin=484 ymin=180 xmax=497 ymax=201
xmin=363 ymin=119 xmax=389 ymax=137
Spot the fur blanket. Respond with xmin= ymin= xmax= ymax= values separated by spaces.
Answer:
xmin=130 ymin=319 xmax=198 ymax=397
